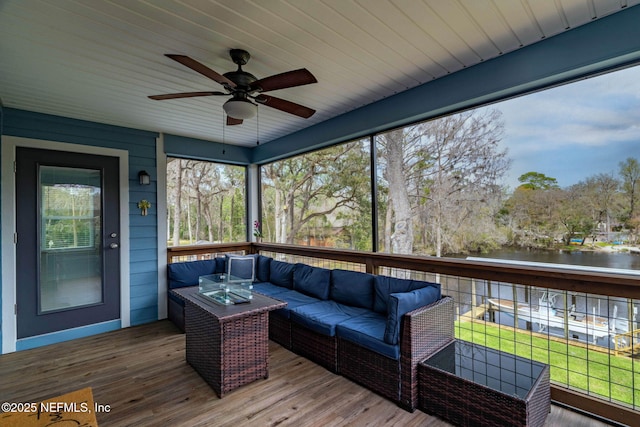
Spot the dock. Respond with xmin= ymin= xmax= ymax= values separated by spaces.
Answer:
xmin=612 ymin=329 xmax=640 ymax=356
xmin=460 ymin=303 xmax=488 ymax=320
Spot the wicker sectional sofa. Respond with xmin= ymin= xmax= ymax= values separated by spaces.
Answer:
xmin=167 ymin=254 xmax=454 ymax=411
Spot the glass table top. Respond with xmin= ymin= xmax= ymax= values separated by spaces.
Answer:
xmin=422 ymin=340 xmax=546 ymax=399
xmin=198 ymin=273 xmax=253 ymax=305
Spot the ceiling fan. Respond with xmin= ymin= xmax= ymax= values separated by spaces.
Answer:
xmin=149 ymin=49 xmax=317 ymax=125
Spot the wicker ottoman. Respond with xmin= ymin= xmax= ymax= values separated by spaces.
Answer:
xmin=418 ymin=340 xmax=550 ymax=427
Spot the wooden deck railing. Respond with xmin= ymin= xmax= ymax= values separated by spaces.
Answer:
xmin=168 ymin=242 xmax=640 ymax=299
xmin=254 ymin=243 xmax=640 ymax=299
xmin=167 ymin=242 xmax=251 ymax=264
xmin=166 ymin=242 xmax=640 ymax=425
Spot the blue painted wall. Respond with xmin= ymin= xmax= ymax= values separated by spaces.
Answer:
xmin=3 ymin=108 xmax=159 ymax=328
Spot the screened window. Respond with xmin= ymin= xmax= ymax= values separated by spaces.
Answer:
xmin=261 ymin=139 xmax=372 ymax=250
xmin=258 ymin=64 xmax=640 ymax=268
xmin=167 ymin=158 xmax=246 ymax=246
xmin=375 ymin=109 xmax=509 ymax=257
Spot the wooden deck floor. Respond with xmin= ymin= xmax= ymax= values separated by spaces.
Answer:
xmin=0 ymin=320 xmax=610 ymax=427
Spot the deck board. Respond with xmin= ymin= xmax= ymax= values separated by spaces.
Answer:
xmin=0 ymin=320 xmax=609 ymax=426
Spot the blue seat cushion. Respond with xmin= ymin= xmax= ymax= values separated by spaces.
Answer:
xmin=270 ymin=260 xmax=295 ymax=289
xmin=330 ymin=269 xmax=374 ymax=310
xmin=293 ymin=263 xmax=331 ymax=300
xmin=290 ymin=300 xmax=369 ymax=336
xmin=336 ymin=312 xmax=399 ymax=360
xmin=384 ymin=287 xmax=441 ymax=345
xmin=167 ymin=259 xmax=216 ymax=289
xmin=256 ymin=255 xmax=272 ymax=282
xmin=373 ymin=275 xmax=441 ymax=314
xmin=253 ymin=281 xmax=289 ymax=297
xmin=270 ymin=289 xmax=319 ymax=319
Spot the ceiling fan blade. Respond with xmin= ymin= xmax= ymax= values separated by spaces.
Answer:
xmin=227 ymin=116 xmax=243 ymax=126
xmin=166 ymin=54 xmax=236 ymax=88
xmin=250 ymin=68 xmax=317 ymax=92
xmin=255 ymin=94 xmax=315 ymax=118
xmin=148 ymin=91 xmax=226 ymax=100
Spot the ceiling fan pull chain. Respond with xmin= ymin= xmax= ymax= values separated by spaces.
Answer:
xmin=222 ymin=111 xmax=226 ymax=155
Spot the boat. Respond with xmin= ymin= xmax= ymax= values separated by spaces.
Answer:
xmin=487 ymin=292 xmax=629 ymax=342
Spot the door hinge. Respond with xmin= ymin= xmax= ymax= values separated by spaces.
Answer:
xmin=13 ymin=233 xmax=17 ymax=244
xmin=13 ymin=161 xmax=16 ymax=173
xmin=14 ymin=304 xmax=17 ymax=315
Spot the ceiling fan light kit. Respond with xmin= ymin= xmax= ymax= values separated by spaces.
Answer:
xmin=149 ymin=49 xmax=317 ymax=125
xmin=223 ymin=98 xmax=257 ymax=119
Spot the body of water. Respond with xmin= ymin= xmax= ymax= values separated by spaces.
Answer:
xmin=462 ymin=248 xmax=640 ymax=272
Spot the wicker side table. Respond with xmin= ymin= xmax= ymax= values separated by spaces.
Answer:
xmin=174 ymin=287 xmax=286 ymax=397
xmin=418 ymin=340 xmax=550 ymax=427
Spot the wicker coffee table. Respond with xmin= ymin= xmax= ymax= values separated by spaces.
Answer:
xmin=418 ymin=340 xmax=550 ymax=427
xmin=173 ymin=286 xmax=286 ymax=397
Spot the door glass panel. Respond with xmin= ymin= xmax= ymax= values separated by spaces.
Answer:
xmin=39 ymin=166 xmax=103 ymax=312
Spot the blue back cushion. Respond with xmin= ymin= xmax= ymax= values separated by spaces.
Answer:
xmin=227 ymin=254 xmax=256 ymax=281
xmin=293 ymin=263 xmax=331 ymax=300
xmin=214 ymin=257 xmax=227 ymax=274
xmin=384 ymin=286 xmax=441 ymax=345
xmin=330 ymin=269 xmax=374 ymax=310
xmin=373 ymin=276 xmax=440 ymax=314
xmin=269 ymin=260 xmax=295 ymax=289
xmin=256 ymin=255 xmax=272 ymax=282
xmin=167 ymin=259 xmax=216 ymax=289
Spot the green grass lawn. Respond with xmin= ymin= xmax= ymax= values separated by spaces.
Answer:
xmin=456 ymin=320 xmax=640 ymax=408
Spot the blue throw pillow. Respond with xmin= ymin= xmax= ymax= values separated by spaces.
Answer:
xmin=227 ymin=254 xmax=257 ymax=281
xmin=255 ymin=255 xmax=272 ymax=282
xmin=384 ymin=286 xmax=441 ymax=345
xmin=373 ymin=275 xmax=440 ymax=314
xmin=293 ymin=263 xmax=331 ymax=300
xmin=167 ymin=259 xmax=216 ymax=289
xmin=269 ymin=260 xmax=295 ymax=289
xmin=330 ymin=269 xmax=374 ymax=310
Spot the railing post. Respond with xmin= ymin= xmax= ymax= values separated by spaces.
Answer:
xmin=366 ymin=259 xmax=378 ymax=275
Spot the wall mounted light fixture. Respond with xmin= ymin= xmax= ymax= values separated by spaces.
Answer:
xmin=138 ymin=170 xmax=151 ymax=185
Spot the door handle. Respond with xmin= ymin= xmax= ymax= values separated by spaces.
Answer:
xmin=109 ymin=243 xmax=119 ymax=249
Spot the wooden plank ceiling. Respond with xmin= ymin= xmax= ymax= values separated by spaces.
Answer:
xmin=0 ymin=0 xmax=637 ymax=146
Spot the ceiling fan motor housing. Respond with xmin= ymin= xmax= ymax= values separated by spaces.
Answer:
xmin=223 ymin=70 xmax=258 ymax=89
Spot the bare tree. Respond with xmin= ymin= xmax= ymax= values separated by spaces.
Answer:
xmin=378 ymin=108 xmax=509 ymax=256
xmin=378 ymin=129 xmax=414 ymax=254
xmin=557 ymin=184 xmax=597 ymax=245
xmin=583 ymin=173 xmax=621 ymax=240
xmin=619 ymin=157 xmax=640 ymax=222
xmin=167 ymin=158 xmax=245 ymax=245
xmin=418 ymin=110 xmax=509 ymax=255
xmin=166 ymin=158 xmax=184 ymax=246
xmin=505 ymin=183 xmax=563 ymax=247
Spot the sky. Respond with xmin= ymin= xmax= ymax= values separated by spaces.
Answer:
xmin=482 ymin=65 xmax=640 ymax=191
